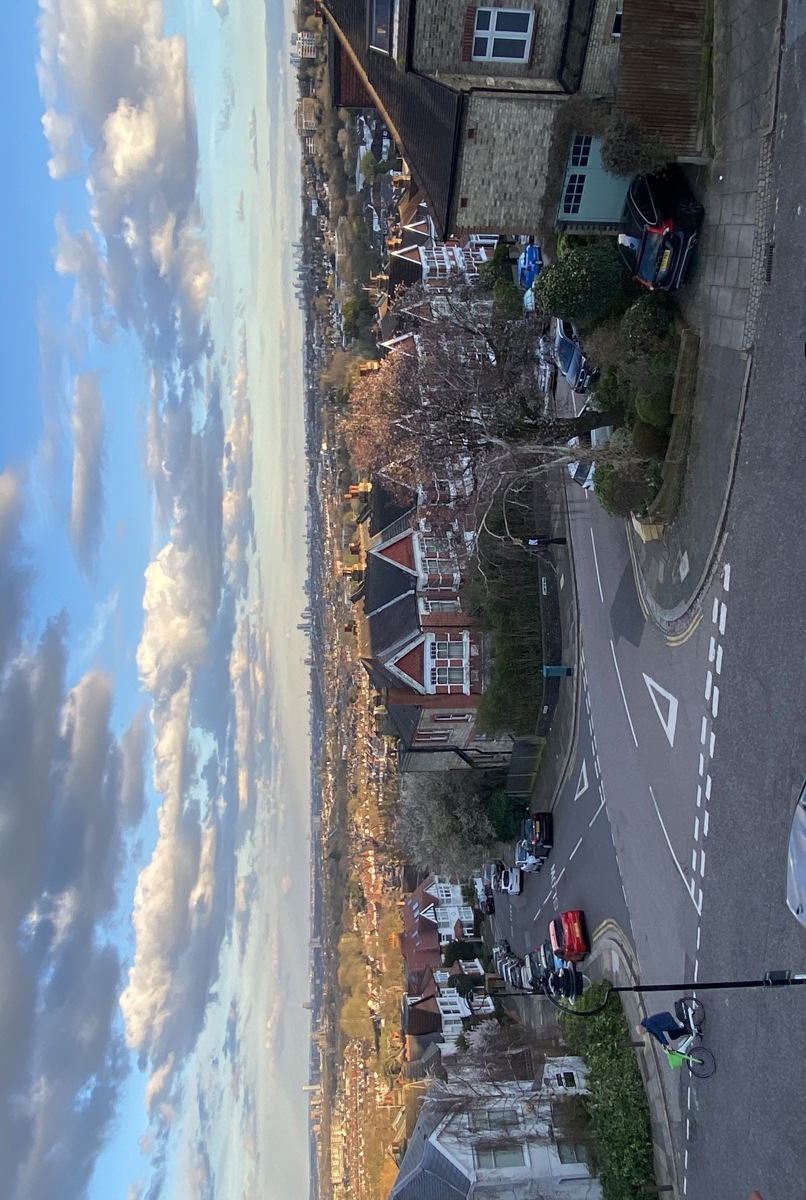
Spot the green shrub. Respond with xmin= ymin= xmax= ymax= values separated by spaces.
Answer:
xmin=486 ymin=789 xmax=527 ymax=841
xmin=492 ymin=276 xmax=524 ymax=319
xmin=620 ymin=293 xmax=675 ymax=352
xmin=600 ymin=112 xmax=668 ymax=179
xmin=478 ymin=242 xmax=516 ymax=289
xmin=634 ymin=388 xmax=671 ymax=430
xmin=594 ymin=462 xmax=653 ymax=518
xmin=534 ymin=242 xmax=629 ymax=326
xmin=558 ymin=983 xmax=656 ymax=1200
xmin=631 ymin=420 xmax=669 ymax=459
xmin=588 ymin=370 xmax=634 ymax=422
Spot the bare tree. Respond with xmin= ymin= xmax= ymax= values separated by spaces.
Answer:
xmin=340 ymin=280 xmax=621 ymax=500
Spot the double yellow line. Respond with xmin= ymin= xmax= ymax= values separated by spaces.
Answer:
xmin=624 ymin=526 xmax=702 ymax=647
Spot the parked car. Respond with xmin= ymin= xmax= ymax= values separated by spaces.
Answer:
xmin=517 ymin=238 xmax=543 ymax=289
xmin=786 ymin=781 xmax=806 ymax=926
xmin=473 ymin=876 xmax=495 ymax=916
xmin=618 ymin=166 xmax=704 ymax=291
xmin=515 ymin=839 xmax=547 ymax=873
xmin=523 ymin=951 xmax=548 ymax=993
xmin=554 ymin=333 xmax=596 ymax=393
xmin=492 ymin=938 xmax=511 ymax=961
xmin=497 ymin=953 xmax=521 ymax=981
xmin=482 ymin=860 xmax=505 ymax=889
xmin=549 ymin=909 xmax=589 ymax=964
xmin=566 ymin=415 xmax=611 ymax=491
xmin=501 ymin=868 xmax=525 ymax=897
xmin=502 ymin=958 xmax=526 ymax=988
xmin=566 ymin=437 xmax=596 ymax=491
xmin=521 ymin=811 xmax=554 ymax=853
xmin=553 ymin=316 xmax=579 ymax=344
xmin=535 ymin=938 xmax=564 ymax=974
xmin=494 ymin=866 xmax=523 ymax=896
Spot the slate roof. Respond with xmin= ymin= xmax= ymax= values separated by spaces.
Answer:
xmin=321 ymin=0 xmax=465 ymax=237
xmin=388 ymin=249 xmax=425 ymax=299
xmin=364 ymin=549 xmax=414 ymax=615
xmin=390 ymin=1100 xmax=471 ymax=1200
xmin=361 ymin=658 xmax=421 ymax=746
xmin=369 ymin=486 xmax=413 ymax=538
xmin=368 ymin=592 xmax=420 ymax=660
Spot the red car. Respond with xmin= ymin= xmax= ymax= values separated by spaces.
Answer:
xmin=549 ymin=909 xmax=589 ymax=964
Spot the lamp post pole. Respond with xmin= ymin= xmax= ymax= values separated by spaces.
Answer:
xmin=542 ymin=968 xmax=806 ymax=1013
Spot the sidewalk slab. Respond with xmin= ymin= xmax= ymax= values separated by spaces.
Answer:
xmin=630 ymin=0 xmax=783 ymax=626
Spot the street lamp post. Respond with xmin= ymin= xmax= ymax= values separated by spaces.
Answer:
xmin=543 ymin=968 xmax=806 ymax=1014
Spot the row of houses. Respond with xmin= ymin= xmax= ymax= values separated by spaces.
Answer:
xmin=330 ymin=0 xmax=707 ymax=767
xmin=399 ymin=875 xmax=496 ymax=1056
xmin=392 ymin=880 xmax=600 ymax=1199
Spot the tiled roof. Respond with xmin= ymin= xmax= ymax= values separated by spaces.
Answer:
xmin=390 ymin=1100 xmax=471 ymax=1200
xmin=321 ymin=0 xmax=464 ymax=238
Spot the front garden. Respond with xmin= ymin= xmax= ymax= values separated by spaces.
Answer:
xmin=535 ymin=241 xmax=687 ymax=519
xmin=558 ymin=982 xmax=657 ymax=1200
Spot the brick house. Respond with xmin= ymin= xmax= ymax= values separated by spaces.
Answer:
xmin=321 ymin=0 xmax=629 ymax=237
xmin=321 ymin=0 xmax=708 ymax=238
xmin=358 ymin=502 xmax=513 ymax=770
xmin=400 ymin=876 xmax=496 ymax=1052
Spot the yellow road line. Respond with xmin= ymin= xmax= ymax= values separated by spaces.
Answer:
xmin=665 ymin=609 xmax=703 ymax=646
xmin=624 ymin=526 xmax=651 ymax=623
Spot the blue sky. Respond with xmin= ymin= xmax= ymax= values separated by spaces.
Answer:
xmin=0 ymin=2 xmax=311 ymax=1199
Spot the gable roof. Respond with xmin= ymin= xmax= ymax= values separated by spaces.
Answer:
xmin=389 ymin=1099 xmax=471 ymax=1200
xmin=321 ymin=0 xmax=465 ymax=238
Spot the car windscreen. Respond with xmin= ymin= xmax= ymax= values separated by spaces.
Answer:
xmin=556 ymin=339 xmax=578 ymax=374
xmin=636 ymin=230 xmax=665 ymax=285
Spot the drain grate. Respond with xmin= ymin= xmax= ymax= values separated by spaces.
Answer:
xmin=764 ymin=242 xmax=775 ymax=283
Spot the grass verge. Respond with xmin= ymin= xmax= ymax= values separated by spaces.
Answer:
xmin=558 ymin=982 xmax=657 ymax=1200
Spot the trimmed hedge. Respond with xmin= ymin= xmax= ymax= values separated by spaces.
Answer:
xmin=558 ymin=982 xmax=657 ymax=1200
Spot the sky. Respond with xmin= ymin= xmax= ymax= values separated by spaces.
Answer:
xmin=0 ymin=2 xmax=311 ymax=1199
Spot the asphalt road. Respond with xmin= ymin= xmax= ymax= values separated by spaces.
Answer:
xmin=676 ymin=22 xmax=806 ymax=1200
xmin=492 ymin=38 xmax=806 ymax=1189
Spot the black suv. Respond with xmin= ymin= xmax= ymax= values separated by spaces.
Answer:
xmin=618 ymin=167 xmax=704 ymax=291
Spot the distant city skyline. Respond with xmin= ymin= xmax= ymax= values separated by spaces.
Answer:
xmin=0 ymin=2 xmax=310 ymax=1198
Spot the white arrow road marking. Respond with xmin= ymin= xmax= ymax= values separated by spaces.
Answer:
xmin=574 ymin=760 xmax=589 ymax=802
xmin=642 ymin=673 xmax=679 ymax=747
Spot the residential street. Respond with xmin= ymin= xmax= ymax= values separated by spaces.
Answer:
xmin=494 ymin=14 xmax=806 ymax=1196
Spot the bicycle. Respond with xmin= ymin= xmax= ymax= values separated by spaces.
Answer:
xmin=663 ymin=996 xmax=716 ymax=1079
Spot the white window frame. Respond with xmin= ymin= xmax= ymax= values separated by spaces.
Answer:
xmin=422 ymin=599 xmax=461 ymax=614
xmin=471 ymin=7 xmax=535 ymax=63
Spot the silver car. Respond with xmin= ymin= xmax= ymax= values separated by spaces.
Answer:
xmin=786 ymin=782 xmax=806 ymax=925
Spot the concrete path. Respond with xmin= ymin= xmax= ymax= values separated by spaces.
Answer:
xmin=629 ymin=0 xmax=784 ymax=625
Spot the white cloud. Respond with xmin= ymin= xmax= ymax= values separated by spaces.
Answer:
xmin=41 ymin=107 xmax=80 ymax=178
xmin=136 ymin=543 xmax=214 ymax=695
xmin=37 ymin=0 xmax=212 ymax=361
xmin=68 ymin=372 xmax=106 ymax=573
xmin=119 ymin=684 xmax=200 ymax=1059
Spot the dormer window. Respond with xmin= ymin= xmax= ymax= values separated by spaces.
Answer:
xmin=369 ymin=0 xmax=396 ymax=54
xmin=472 ymin=7 xmax=535 ymax=62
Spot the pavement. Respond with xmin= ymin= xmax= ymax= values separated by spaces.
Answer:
xmin=628 ymin=0 xmax=785 ymax=628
